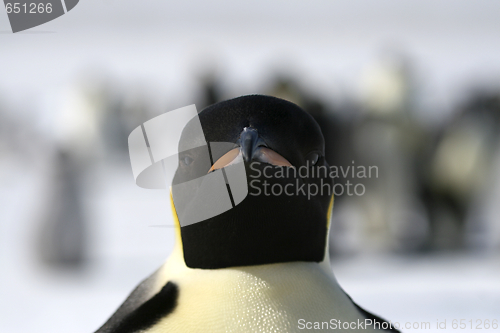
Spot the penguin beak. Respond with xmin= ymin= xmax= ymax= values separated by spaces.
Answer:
xmin=208 ymin=127 xmax=293 ymax=173
xmin=239 ymin=127 xmax=265 ymax=163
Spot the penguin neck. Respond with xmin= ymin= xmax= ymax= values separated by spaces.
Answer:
xmin=167 ymin=190 xmax=336 ymax=279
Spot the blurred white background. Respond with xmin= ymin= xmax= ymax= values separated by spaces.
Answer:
xmin=1 ymin=1 xmax=499 ymax=332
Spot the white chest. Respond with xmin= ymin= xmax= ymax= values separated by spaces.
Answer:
xmin=147 ymin=261 xmax=379 ymax=333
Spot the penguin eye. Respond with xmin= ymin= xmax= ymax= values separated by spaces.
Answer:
xmin=306 ymin=152 xmax=320 ymax=166
xmin=182 ymin=155 xmax=194 ymax=166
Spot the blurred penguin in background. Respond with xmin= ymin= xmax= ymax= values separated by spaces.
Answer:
xmin=38 ymin=75 xmax=109 ymax=268
xmin=351 ymin=49 xmax=430 ymax=254
xmin=38 ymin=72 xmax=157 ymax=268
xmin=420 ymin=89 xmax=500 ymax=250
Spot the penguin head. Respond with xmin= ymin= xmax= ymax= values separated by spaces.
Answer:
xmin=172 ymin=95 xmax=334 ymax=269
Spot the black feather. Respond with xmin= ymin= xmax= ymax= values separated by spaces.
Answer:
xmin=95 ymin=281 xmax=178 ymax=333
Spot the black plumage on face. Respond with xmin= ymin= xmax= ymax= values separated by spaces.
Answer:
xmin=172 ymin=95 xmax=334 ymax=269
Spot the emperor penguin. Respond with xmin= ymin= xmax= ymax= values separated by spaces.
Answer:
xmin=94 ymin=95 xmax=399 ymax=333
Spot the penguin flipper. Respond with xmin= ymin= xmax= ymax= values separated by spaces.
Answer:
xmin=344 ymin=292 xmax=400 ymax=333
xmin=94 ymin=269 xmax=178 ymax=333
